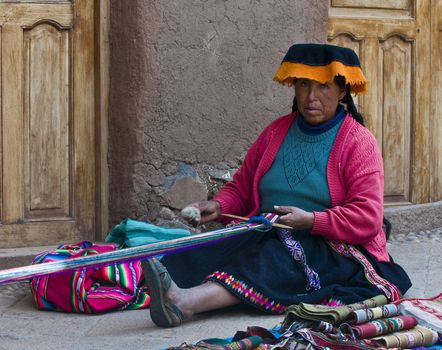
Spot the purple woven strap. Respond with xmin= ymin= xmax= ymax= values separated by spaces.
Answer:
xmin=278 ymin=228 xmax=321 ymax=291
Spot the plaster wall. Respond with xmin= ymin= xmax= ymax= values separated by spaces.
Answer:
xmin=109 ymin=1 xmax=329 ymax=225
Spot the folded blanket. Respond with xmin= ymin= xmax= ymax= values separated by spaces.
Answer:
xmin=346 ymin=303 xmax=399 ymax=324
xmin=395 ymin=293 xmax=442 ymax=335
xmin=284 ymin=295 xmax=388 ymax=325
xmin=168 ymin=294 xmax=442 ymax=350
xmin=366 ymin=325 xmax=439 ymax=348
xmin=340 ymin=315 xmax=418 ymax=338
xmin=105 ymin=218 xmax=191 ymax=247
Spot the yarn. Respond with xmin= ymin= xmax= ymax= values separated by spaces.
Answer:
xmin=247 ymin=216 xmax=273 ymax=232
xmin=180 ymin=206 xmax=201 ymax=226
xmin=247 ymin=216 xmax=271 ymax=226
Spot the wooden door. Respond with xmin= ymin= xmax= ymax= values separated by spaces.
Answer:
xmin=328 ymin=0 xmax=440 ymax=205
xmin=0 ymin=0 xmax=108 ymax=248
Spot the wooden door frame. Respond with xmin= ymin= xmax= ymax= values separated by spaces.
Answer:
xmin=411 ymin=0 xmax=431 ymax=204
xmin=327 ymin=0 xmax=437 ymax=205
xmin=430 ymin=0 xmax=442 ymax=201
xmin=94 ymin=0 xmax=110 ymax=241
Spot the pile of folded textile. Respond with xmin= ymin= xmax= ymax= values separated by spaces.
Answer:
xmin=280 ymin=293 xmax=442 ymax=349
xmin=168 ymin=293 xmax=442 ymax=349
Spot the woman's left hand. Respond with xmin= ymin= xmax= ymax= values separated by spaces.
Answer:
xmin=274 ymin=205 xmax=314 ymax=230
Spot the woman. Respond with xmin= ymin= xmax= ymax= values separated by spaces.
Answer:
xmin=143 ymin=43 xmax=412 ymax=328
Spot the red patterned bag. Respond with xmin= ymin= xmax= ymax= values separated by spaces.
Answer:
xmin=30 ymin=241 xmax=150 ymax=313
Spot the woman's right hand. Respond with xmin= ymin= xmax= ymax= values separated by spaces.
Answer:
xmin=188 ymin=200 xmax=221 ymax=224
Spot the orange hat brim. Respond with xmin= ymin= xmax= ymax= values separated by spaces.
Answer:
xmin=274 ymin=61 xmax=368 ymax=95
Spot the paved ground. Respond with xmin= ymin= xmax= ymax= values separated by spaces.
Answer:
xmin=0 ymin=228 xmax=441 ymax=350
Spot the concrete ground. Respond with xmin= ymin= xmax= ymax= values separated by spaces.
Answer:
xmin=0 ymin=228 xmax=441 ymax=350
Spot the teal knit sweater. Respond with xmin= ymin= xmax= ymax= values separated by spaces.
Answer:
xmin=259 ymin=112 xmax=344 ymax=213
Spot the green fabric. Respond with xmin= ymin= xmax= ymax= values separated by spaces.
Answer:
xmin=105 ymin=218 xmax=191 ymax=248
xmin=259 ymin=117 xmax=343 ymax=213
xmin=370 ymin=325 xmax=439 ymax=348
xmin=166 ymin=336 xmax=263 ymax=349
xmin=283 ymin=295 xmax=388 ymax=325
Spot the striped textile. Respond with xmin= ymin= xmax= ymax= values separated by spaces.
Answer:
xmin=166 ymin=336 xmax=264 ymax=349
xmin=395 ymin=293 xmax=442 ymax=342
xmin=328 ymin=241 xmax=402 ymax=302
xmin=284 ymin=295 xmax=388 ymax=325
xmin=340 ymin=315 xmax=418 ymax=339
xmin=347 ymin=303 xmax=400 ymax=324
xmin=30 ymin=241 xmax=150 ymax=314
xmin=366 ymin=325 xmax=439 ymax=348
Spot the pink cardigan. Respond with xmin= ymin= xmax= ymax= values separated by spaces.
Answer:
xmin=214 ymin=112 xmax=389 ymax=262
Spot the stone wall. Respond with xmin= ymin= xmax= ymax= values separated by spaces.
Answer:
xmin=384 ymin=201 xmax=442 ymax=236
xmin=108 ymin=1 xmax=329 ymax=227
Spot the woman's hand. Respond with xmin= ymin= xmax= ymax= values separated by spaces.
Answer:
xmin=186 ymin=200 xmax=221 ymax=225
xmin=274 ymin=205 xmax=314 ymax=230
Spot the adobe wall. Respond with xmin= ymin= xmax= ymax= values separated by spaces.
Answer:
xmin=108 ymin=1 xmax=329 ymax=227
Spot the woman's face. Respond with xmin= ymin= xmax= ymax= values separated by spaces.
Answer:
xmin=294 ymin=78 xmax=347 ymax=125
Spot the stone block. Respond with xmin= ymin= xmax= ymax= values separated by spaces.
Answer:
xmin=385 ymin=200 xmax=442 ymax=235
xmin=162 ymin=177 xmax=208 ymax=209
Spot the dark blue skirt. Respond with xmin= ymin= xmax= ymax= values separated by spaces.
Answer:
xmin=161 ymin=229 xmax=411 ymax=314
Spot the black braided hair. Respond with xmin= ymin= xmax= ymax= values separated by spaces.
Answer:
xmin=342 ymin=90 xmax=365 ymax=126
xmin=291 ymin=77 xmax=365 ymax=126
xmin=291 ymin=95 xmax=298 ymax=113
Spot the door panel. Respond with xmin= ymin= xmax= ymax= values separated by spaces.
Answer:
xmin=331 ymin=0 xmax=409 ymax=10
xmin=380 ymin=37 xmax=412 ymax=201
xmin=328 ymin=0 xmax=432 ymax=205
xmin=429 ymin=0 xmax=442 ymax=201
xmin=0 ymin=0 xmax=101 ymax=247
xmin=24 ymin=24 xmax=71 ymax=220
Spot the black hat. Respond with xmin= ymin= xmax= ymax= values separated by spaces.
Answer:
xmin=274 ymin=43 xmax=368 ymax=94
